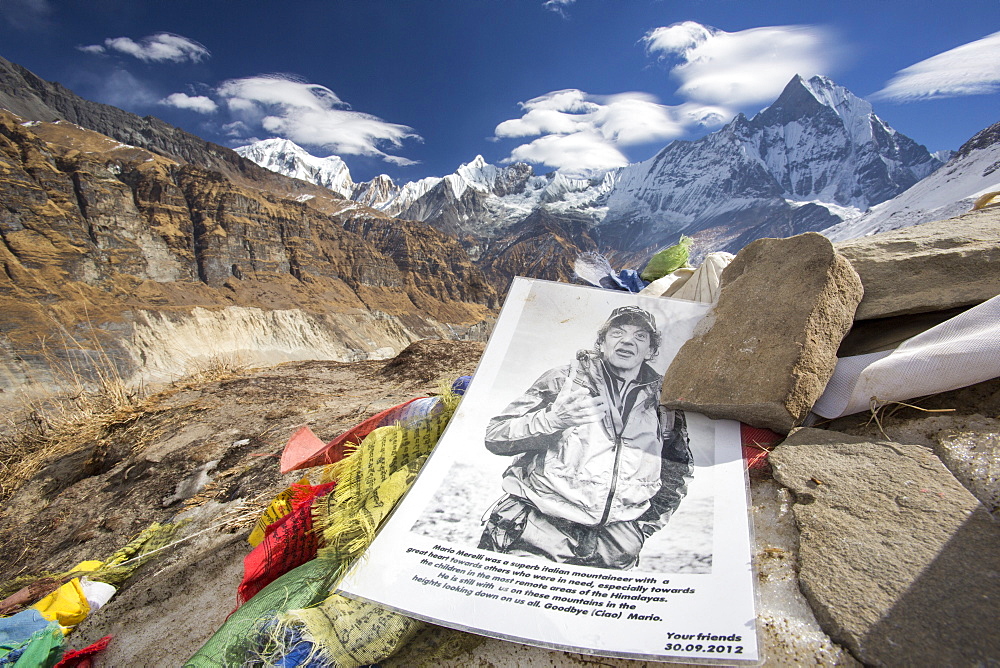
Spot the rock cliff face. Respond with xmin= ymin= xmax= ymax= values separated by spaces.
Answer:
xmin=476 ymin=209 xmax=601 ymax=287
xmin=0 ymin=109 xmax=496 ymax=389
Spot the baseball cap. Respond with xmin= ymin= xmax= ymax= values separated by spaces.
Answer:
xmin=606 ymin=305 xmax=657 ymax=334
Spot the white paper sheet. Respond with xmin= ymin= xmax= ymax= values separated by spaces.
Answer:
xmin=338 ymin=278 xmax=760 ymax=664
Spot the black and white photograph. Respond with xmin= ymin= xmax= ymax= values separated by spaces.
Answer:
xmin=337 ymin=278 xmax=760 ymax=664
xmin=411 ymin=291 xmax=716 ymax=574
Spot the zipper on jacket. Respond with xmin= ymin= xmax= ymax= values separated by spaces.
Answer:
xmin=596 ymin=359 xmax=654 ymax=526
xmin=599 ymin=435 xmax=625 ymax=525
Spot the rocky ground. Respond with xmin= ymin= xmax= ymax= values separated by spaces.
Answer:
xmin=1 ymin=210 xmax=998 ymax=666
xmin=0 ymin=341 xmax=484 ymax=661
xmin=0 ymin=340 xmax=486 ymax=583
xmin=0 ymin=336 xmax=996 ymax=666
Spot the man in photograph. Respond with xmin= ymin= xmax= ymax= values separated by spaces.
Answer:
xmin=480 ymin=305 xmax=693 ymax=570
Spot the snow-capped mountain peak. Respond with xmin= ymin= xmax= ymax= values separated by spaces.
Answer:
xmin=598 ymin=74 xmax=944 ymax=254
xmin=234 ymin=74 xmax=961 ymax=260
xmin=800 ymin=74 xmax=878 ymax=144
xmin=351 ymin=174 xmax=398 ymax=209
xmin=750 ymin=74 xmax=941 ymax=208
xmin=451 ymin=155 xmax=496 ymax=196
xmin=236 ymin=138 xmax=355 ymax=198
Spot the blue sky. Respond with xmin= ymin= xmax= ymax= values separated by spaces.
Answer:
xmin=1 ymin=0 xmax=997 ymax=183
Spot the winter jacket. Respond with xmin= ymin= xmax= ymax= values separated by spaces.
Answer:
xmin=485 ymin=351 xmax=692 ymax=530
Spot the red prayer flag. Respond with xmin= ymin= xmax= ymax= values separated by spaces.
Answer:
xmin=741 ymin=423 xmax=783 ymax=470
xmin=236 ymin=482 xmax=336 ymax=606
xmin=55 ymin=635 xmax=112 ymax=668
xmin=279 ymin=397 xmax=425 ymax=473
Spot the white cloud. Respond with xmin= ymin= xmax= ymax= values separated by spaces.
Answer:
xmin=643 ymin=21 xmax=837 ymax=108
xmin=494 ymin=90 xmax=600 ymax=138
xmin=508 ymin=132 xmax=630 ymax=176
xmin=216 ymin=74 xmax=419 ymax=165
xmin=497 ymin=21 xmax=838 ymax=175
xmin=543 ymin=0 xmax=575 ymax=14
xmin=160 ymin=92 xmax=218 ymax=113
xmin=81 ymin=32 xmax=210 ymax=63
xmin=873 ymin=31 xmax=1000 ymax=101
xmin=643 ymin=21 xmax=837 ymax=107
xmin=494 ymin=89 xmax=727 ymax=176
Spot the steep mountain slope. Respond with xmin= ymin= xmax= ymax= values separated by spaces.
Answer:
xmin=0 ymin=55 xmax=337 ymax=203
xmin=598 ymin=75 xmax=943 ymax=254
xmin=823 ymin=121 xmax=1000 ymax=240
xmin=0 ymin=109 xmax=495 ymax=390
xmin=476 ymin=209 xmax=602 ymax=287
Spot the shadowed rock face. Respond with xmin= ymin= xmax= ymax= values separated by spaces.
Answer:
xmin=0 ymin=109 xmax=496 ymax=387
xmin=771 ymin=428 xmax=1000 ymax=666
xmin=476 ymin=209 xmax=601 ymax=289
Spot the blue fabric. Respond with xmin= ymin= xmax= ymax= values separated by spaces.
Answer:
xmin=451 ymin=376 xmax=472 ymax=395
xmin=272 ymin=626 xmax=328 ymax=668
xmin=274 ymin=640 xmax=313 ymax=667
xmin=573 ymin=252 xmax=647 ymax=293
xmin=0 ymin=610 xmax=48 ymax=646
xmin=616 ymin=269 xmax=648 ymax=293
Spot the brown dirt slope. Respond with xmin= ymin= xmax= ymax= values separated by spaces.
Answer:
xmin=0 ymin=341 xmax=483 ymax=644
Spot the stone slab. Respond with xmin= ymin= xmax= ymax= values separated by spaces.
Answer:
xmin=770 ymin=428 xmax=1000 ymax=666
xmin=835 ymin=207 xmax=1000 ymax=320
xmin=660 ymin=232 xmax=863 ymax=433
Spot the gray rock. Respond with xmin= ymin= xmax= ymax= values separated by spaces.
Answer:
xmin=835 ymin=207 xmax=1000 ymax=320
xmin=770 ymin=428 xmax=1000 ymax=666
xmin=660 ymin=232 xmax=863 ymax=433
xmin=161 ymin=459 xmax=219 ymax=507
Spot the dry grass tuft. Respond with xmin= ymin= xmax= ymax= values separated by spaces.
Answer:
xmin=181 ymin=352 xmax=250 ymax=385
xmin=0 ymin=369 xmax=144 ymax=503
xmin=0 ymin=343 xmax=249 ymax=504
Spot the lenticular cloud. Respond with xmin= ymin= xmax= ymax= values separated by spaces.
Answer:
xmin=82 ymin=32 xmax=211 ymax=64
xmin=873 ymin=31 xmax=1000 ymax=101
xmin=643 ymin=21 xmax=836 ymax=107
xmin=494 ymin=89 xmax=723 ymax=176
xmin=216 ymin=74 xmax=419 ymax=165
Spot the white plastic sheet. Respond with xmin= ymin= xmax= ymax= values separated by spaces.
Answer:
xmin=80 ymin=578 xmax=116 ymax=612
xmin=813 ymin=295 xmax=1000 ymax=418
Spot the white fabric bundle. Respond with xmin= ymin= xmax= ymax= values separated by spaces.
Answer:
xmin=813 ymin=295 xmax=1000 ymax=418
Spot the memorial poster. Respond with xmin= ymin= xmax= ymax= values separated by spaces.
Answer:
xmin=337 ymin=278 xmax=760 ymax=664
